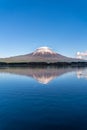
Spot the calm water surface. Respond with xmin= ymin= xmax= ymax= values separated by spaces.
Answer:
xmin=0 ymin=67 xmax=87 ymax=130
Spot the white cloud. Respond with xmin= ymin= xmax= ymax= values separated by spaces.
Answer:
xmin=76 ymin=51 xmax=87 ymax=59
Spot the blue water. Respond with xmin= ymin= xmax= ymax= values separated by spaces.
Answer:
xmin=0 ymin=68 xmax=87 ymax=130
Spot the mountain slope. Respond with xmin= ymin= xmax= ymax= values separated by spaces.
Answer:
xmin=0 ymin=47 xmax=83 ymax=63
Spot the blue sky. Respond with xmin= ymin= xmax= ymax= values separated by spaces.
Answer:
xmin=0 ymin=0 xmax=87 ymax=58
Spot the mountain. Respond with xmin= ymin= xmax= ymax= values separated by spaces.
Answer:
xmin=0 ymin=47 xmax=83 ymax=63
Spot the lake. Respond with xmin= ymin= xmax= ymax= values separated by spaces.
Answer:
xmin=0 ymin=67 xmax=87 ymax=130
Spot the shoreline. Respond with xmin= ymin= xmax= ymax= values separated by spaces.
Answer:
xmin=0 ymin=62 xmax=87 ymax=67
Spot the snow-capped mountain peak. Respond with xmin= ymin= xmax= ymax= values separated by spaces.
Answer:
xmin=33 ymin=47 xmax=56 ymax=56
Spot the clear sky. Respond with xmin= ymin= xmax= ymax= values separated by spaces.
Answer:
xmin=0 ymin=0 xmax=87 ymax=58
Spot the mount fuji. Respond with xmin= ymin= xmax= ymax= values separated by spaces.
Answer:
xmin=0 ymin=47 xmax=83 ymax=63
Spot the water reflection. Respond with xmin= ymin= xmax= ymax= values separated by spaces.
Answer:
xmin=0 ymin=67 xmax=87 ymax=84
xmin=76 ymin=68 xmax=87 ymax=79
xmin=0 ymin=67 xmax=87 ymax=130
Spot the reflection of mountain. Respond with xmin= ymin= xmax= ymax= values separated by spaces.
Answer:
xmin=0 ymin=67 xmax=86 ymax=84
xmin=0 ymin=67 xmax=76 ymax=84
